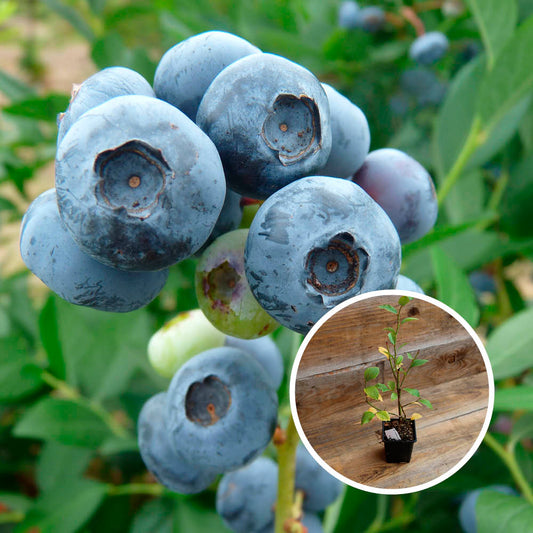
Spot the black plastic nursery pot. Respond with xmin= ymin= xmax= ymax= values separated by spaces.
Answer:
xmin=382 ymin=418 xmax=417 ymax=463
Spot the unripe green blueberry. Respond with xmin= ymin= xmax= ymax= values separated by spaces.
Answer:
xmin=148 ymin=309 xmax=225 ymax=377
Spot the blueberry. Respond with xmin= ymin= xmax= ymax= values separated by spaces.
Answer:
xmin=166 ymin=347 xmax=278 ymax=472
xmin=351 ymin=149 xmax=438 ymax=244
xmin=57 ymin=67 xmax=154 ymax=146
xmin=409 ymin=32 xmax=449 ymax=65
xmin=301 ymin=514 xmax=324 ymax=533
xmin=245 ymin=176 xmax=401 ymax=334
xmin=216 ymin=456 xmax=278 ymax=533
xmin=458 ymin=485 xmax=516 ymax=533
xmin=295 ymin=445 xmax=343 ymax=512
xmin=389 ymin=92 xmax=410 ymax=116
xmin=320 ymin=84 xmax=370 ymax=178
xmin=224 ymin=335 xmax=284 ymax=390
xmin=401 ymin=69 xmax=447 ymax=107
xmin=154 ymin=31 xmax=260 ymax=121
xmin=395 ymin=274 xmax=425 ymax=294
xmin=338 ymin=1 xmax=360 ymax=29
xmin=356 ymin=6 xmax=386 ymax=33
xmin=198 ymin=190 xmax=243 ymax=253
xmin=20 ymin=189 xmax=168 ymax=312
xmin=469 ymin=271 xmax=496 ymax=295
xmin=138 ymin=392 xmax=216 ymax=494
xmin=195 ymin=229 xmax=279 ymax=339
xmin=197 ymin=53 xmax=332 ymax=199
xmin=148 ymin=309 xmax=226 ymax=378
xmin=56 ymin=95 xmax=226 ymax=271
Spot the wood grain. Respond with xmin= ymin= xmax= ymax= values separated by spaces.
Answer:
xmin=295 ymin=295 xmax=490 ymax=490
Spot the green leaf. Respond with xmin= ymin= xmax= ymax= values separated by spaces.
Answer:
xmin=444 ymin=169 xmax=485 ymax=224
xmin=13 ymin=479 xmax=107 ymax=533
xmin=378 ymin=304 xmax=398 ymax=314
xmin=387 ymin=380 xmax=395 ymax=390
xmin=364 ymin=386 xmax=381 ymax=401
xmin=419 ymin=398 xmax=433 ymax=409
xmin=407 ymin=352 xmax=414 ymax=359
xmin=509 ymin=413 xmax=533 ymax=448
xmin=391 ymin=392 xmax=398 ymax=401
xmin=500 ymin=153 xmax=533 ymax=238
xmin=478 ymin=16 xmax=533 ymax=134
xmin=56 ymin=300 xmax=153 ymax=400
xmin=388 ymin=331 xmax=396 ymax=345
xmin=0 ymin=337 xmax=43 ymax=402
xmin=404 ymin=387 xmax=420 ymax=397
xmin=39 ymin=295 xmax=65 ymax=380
xmin=37 ymin=441 xmax=93 ymax=493
xmin=486 ymin=306 xmax=533 ymax=379
xmin=494 ymin=386 xmax=533 ymax=411
xmin=13 ymin=398 xmax=112 ymax=448
xmin=384 ymin=327 xmax=396 ymax=334
xmin=396 ymin=355 xmax=403 ymax=366
xmin=431 ymin=246 xmax=480 ymax=327
xmin=376 ymin=383 xmax=389 ymax=392
xmin=375 ymin=411 xmax=390 ymax=421
xmin=361 ymin=411 xmax=375 ymax=424
xmin=3 ymin=94 xmax=69 ymax=121
xmin=476 ymin=491 xmax=533 ymax=532
xmin=364 ymin=367 xmax=379 ymax=381
xmin=0 ymin=68 xmax=36 ymax=101
xmin=465 ymin=0 xmax=518 ymax=69
xmin=402 ymin=317 xmax=418 ymax=324
xmin=42 ymin=0 xmax=95 ymax=41
xmin=411 ymin=359 xmax=429 ymax=367
xmin=398 ymin=296 xmax=411 ymax=306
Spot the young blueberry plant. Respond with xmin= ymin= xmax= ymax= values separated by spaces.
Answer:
xmin=361 ymin=296 xmax=433 ymax=426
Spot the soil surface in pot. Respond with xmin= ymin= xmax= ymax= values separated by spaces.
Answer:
xmin=384 ymin=419 xmax=415 ymax=441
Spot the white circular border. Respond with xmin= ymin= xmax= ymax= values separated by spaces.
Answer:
xmin=289 ymin=289 xmax=495 ymax=495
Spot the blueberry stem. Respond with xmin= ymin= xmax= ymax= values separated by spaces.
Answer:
xmin=437 ymin=116 xmax=483 ymax=206
xmin=40 ymin=370 xmax=132 ymax=440
xmin=107 ymin=483 xmax=167 ymax=497
xmin=274 ymin=414 xmax=299 ymax=533
xmin=483 ymin=432 xmax=533 ymax=504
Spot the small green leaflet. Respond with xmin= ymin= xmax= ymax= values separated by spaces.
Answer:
xmin=398 ymin=296 xmax=412 ymax=306
xmin=384 ymin=327 xmax=396 ymax=334
xmin=364 ymin=367 xmax=379 ymax=381
xmin=388 ymin=332 xmax=396 ymax=345
xmin=377 ymin=383 xmax=389 ymax=392
xmin=364 ymin=386 xmax=381 ymax=401
xmin=407 ymin=352 xmax=414 ymax=359
xmin=361 ymin=411 xmax=375 ymax=424
xmin=378 ymin=304 xmax=398 ymax=314
xmin=402 ymin=317 xmax=418 ymax=324
xmin=387 ymin=380 xmax=395 ymax=390
xmin=391 ymin=392 xmax=398 ymax=400
xmin=404 ymin=387 xmax=420 ymax=397
xmin=396 ymin=355 xmax=403 ymax=366
xmin=411 ymin=359 xmax=429 ymax=367
xmin=376 ymin=411 xmax=391 ymax=421
xmin=419 ymin=398 xmax=433 ymax=409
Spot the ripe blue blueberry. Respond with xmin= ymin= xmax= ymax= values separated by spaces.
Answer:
xmin=338 ymin=1 xmax=360 ymax=29
xmin=401 ymin=69 xmax=447 ymax=107
xmin=138 ymin=392 xmax=216 ymax=494
xmin=245 ymin=176 xmax=401 ymax=334
xmin=57 ymin=67 xmax=154 ymax=146
xmin=409 ymin=32 xmax=449 ymax=65
xmin=389 ymin=92 xmax=410 ymax=116
xmin=197 ymin=53 xmax=332 ymax=199
xmin=356 ymin=6 xmax=385 ymax=33
xmin=351 ymin=148 xmax=438 ymax=244
xmin=301 ymin=514 xmax=324 ymax=533
xmin=20 ymin=190 xmax=168 ymax=312
xmin=320 ymin=84 xmax=370 ymax=178
xmin=295 ymin=445 xmax=343 ymax=512
xmin=458 ymin=485 xmax=516 ymax=533
xmin=224 ymin=335 xmax=284 ymax=390
xmin=56 ymin=95 xmax=226 ymax=271
xmin=395 ymin=275 xmax=425 ymax=294
xmin=216 ymin=456 xmax=278 ymax=533
xmin=154 ymin=31 xmax=260 ymax=121
xmin=166 ymin=348 xmax=278 ymax=472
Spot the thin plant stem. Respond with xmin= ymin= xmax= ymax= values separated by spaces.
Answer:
xmin=107 ymin=483 xmax=167 ymax=498
xmin=365 ymin=494 xmax=389 ymax=533
xmin=437 ymin=116 xmax=483 ymax=205
xmin=274 ymin=415 xmax=300 ymax=533
xmin=483 ymin=432 xmax=533 ymax=505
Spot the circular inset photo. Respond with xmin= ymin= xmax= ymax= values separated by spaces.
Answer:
xmin=290 ymin=291 xmax=494 ymax=494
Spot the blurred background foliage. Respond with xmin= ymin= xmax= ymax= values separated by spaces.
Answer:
xmin=0 ymin=0 xmax=532 ymax=531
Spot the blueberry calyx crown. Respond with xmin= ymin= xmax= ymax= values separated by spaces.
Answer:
xmin=261 ymin=94 xmax=321 ymax=165
xmin=185 ymin=375 xmax=232 ymax=426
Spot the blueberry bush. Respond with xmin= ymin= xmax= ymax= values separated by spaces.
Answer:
xmin=1 ymin=1 xmax=533 ymax=532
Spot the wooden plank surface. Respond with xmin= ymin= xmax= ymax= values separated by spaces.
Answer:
xmin=294 ymin=295 xmax=490 ymax=490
